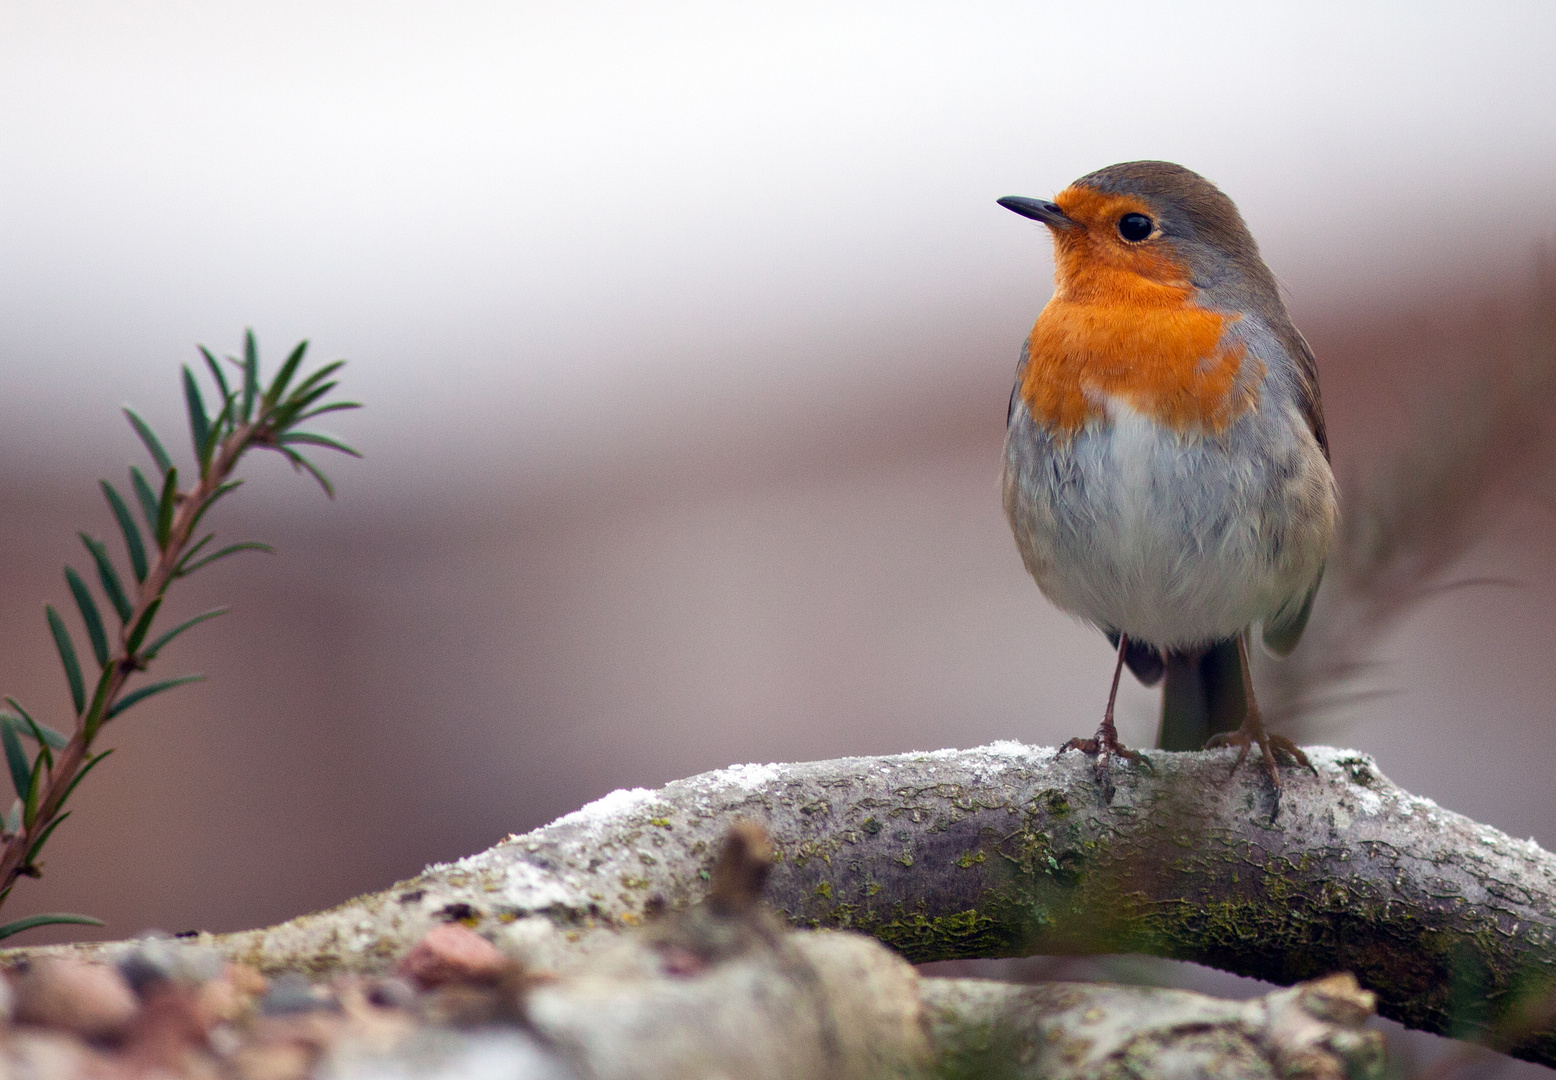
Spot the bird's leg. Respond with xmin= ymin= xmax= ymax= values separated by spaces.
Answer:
xmin=1060 ymin=633 xmax=1150 ymax=802
xmin=1204 ymin=631 xmax=1316 ymax=812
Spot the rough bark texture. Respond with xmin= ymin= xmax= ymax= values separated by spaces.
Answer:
xmin=16 ymin=743 xmax=1556 ymax=1064
xmin=306 ymin=945 xmax=1383 ymax=1080
xmin=509 ymin=919 xmax=932 ymax=1079
xmin=922 ymin=973 xmax=1384 ymax=1079
xmin=315 ymin=966 xmax=1384 ymax=1080
xmin=0 ymin=883 xmax=1384 ymax=1080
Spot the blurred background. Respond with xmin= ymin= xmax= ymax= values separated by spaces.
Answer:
xmin=3 ymin=1 xmax=1556 ymax=1072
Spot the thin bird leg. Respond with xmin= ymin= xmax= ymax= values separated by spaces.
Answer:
xmin=1205 ymin=632 xmax=1317 ymax=797
xmin=1060 ymin=633 xmax=1150 ymax=802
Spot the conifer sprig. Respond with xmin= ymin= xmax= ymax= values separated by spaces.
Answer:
xmin=0 ymin=331 xmax=359 ymax=940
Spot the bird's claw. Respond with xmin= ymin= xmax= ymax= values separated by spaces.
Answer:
xmin=1059 ymin=728 xmax=1151 ymax=803
xmin=1206 ymin=728 xmax=1313 ymax=775
xmin=1205 ymin=720 xmax=1313 ymax=821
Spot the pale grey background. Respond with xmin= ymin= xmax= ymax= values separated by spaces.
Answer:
xmin=2 ymin=2 xmax=1554 ymax=1073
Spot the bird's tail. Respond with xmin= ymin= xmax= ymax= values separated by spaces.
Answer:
xmin=1156 ymin=638 xmax=1247 ymax=751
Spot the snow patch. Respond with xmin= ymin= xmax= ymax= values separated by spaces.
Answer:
xmin=489 ymin=858 xmax=581 ymax=910
xmin=417 ymin=847 xmax=588 ymax=911
xmin=1304 ymin=746 xmax=1372 ymax=770
xmin=550 ymin=787 xmax=656 ymax=830
xmin=976 ymin=740 xmax=1045 ymax=758
xmin=717 ymin=762 xmax=782 ymax=790
xmin=438 ymin=846 xmax=588 ymax=909
xmin=888 ymin=742 xmax=1048 ymax=761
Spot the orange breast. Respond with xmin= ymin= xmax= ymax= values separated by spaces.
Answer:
xmin=1021 ymin=289 xmax=1259 ymax=436
xmin=1018 ymin=188 xmax=1263 ymax=437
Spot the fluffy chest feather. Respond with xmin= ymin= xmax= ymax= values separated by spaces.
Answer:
xmin=1001 ymin=390 xmax=1335 ymax=650
xmin=1019 ymin=274 xmax=1265 ymax=438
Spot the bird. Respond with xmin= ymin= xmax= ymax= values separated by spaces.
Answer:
xmin=997 ymin=161 xmax=1338 ymax=808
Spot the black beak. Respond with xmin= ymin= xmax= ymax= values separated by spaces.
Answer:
xmin=997 ymin=196 xmax=1078 ymax=230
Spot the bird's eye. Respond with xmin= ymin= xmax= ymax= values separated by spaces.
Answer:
xmin=1118 ymin=213 xmax=1153 ymax=242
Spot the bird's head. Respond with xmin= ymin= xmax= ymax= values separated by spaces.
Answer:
xmin=1000 ymin=161 xmax=1272 ymax=306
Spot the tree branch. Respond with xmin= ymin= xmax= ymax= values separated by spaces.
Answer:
xmin=0 ymin=821 xmax=1385 ymax=1080
xmin=16 ymin=743 xmax=1556 ymax=1065
xmin=922 ymin=974 xmax=1383 ymax=1080
xmin=317 ymin=948 xmax=1382 ymax=1079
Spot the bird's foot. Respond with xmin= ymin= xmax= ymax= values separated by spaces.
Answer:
xmin=1059 ymin=726 xmax=1151 ymax=803
xmin=1206 ymin=715 xmax=1316 ymax=819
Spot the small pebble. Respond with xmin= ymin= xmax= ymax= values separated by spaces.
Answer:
xmin=364 ymin=976 xmax=418 ymax=1010
xmin=195 ymin=968 xmax=251 ymax=1027
xmin=14 ymin=958 xmax=140 ymax=1040
xmin=259 ymin=974 xmax=338 ymax=1017
xmin=395 ymin=924 xmax=506 ymax=989
xmin=657 ymin=945 xmax=708 ymax=978
xmin=117 ymin=936 xmax=225 ymax=993
xmin=121 ymin=983 xmax=211 ymax=1070
xmin=230 ymin=1038 xmax=317 ymax=1080
xmin=7 ymin=1029 xmax=97 ymax=1080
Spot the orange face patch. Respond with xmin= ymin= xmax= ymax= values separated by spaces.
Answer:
xmin=1018 ymin=185 xmax=1261 ymax=435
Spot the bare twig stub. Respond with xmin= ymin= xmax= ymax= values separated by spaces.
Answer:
xmin=17 ymin=743 xmax=1556 ymax=1065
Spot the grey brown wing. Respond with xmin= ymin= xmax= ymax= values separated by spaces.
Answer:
xmin=1007 ymin=338 xmax=1030 ymax=428
xmin=1263 ymin=569 xmax=1322 ymax=657
xmin=1251 ymin=322 xmax=1325 ymax=656
xmin=1286 ymin=327 xmax=1329 ymax=461
xmin=1260 ymin=326 xmax=1329 ymax=655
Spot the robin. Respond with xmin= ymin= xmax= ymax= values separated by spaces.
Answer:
xmin=997 ymin=161 xmax=1338 ymax=807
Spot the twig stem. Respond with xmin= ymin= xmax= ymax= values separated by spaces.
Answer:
xmin=0 ymin=421 xmax=258 ymax=897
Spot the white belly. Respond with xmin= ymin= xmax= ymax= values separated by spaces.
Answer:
xmin=1002 ymin=398 xmax=1334 ymax=650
